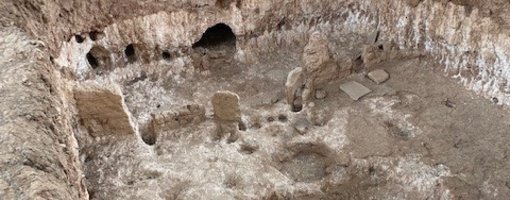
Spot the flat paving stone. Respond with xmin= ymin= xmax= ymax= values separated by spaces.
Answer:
xmin=367 ymin=69 xmax=390 ymax=84
xmin=340 ymin=81 xmax=372 ymax=100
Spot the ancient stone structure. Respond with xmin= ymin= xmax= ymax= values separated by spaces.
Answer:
xmin=74 ymin=82 xmax=135 ymax=137
xmin=2 ymin=0 xmax=510 ymax=199
xmin=211 ymin=91 xmax=241 ymax=122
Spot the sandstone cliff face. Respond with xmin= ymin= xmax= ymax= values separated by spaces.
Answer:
xmin=2 ymin=0 xmax=510 ymax=199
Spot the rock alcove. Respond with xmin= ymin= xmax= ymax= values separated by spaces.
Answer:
xmin=2 ymin=0 xmax=510 ymax=199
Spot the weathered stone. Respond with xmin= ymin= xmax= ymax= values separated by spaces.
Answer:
xmin=303 ymin=32 xmax=339 ymax=87
xmin=367 ymin=30 xmax=379 ymax=44
xmin=293 ymin=118 xmax=312 ymax=135
xmin=407 ymin=0 xmax=422 ymax=7
xmin=367 ymin=69 xmax=390 ymax=84
xmin=292 ymin=97 xmax=304 ymax=112
xmin=340 ymin=81 xmax=372 ymax=100
xmin=74 ymin=82 xmax=135 ymax=137
xmin=315 ymin=89 xmax=327 ymax=99
xmin=212 ymin=91 xmax=241 ymax=121
xmin=285 ymin=67 xmax=304 ymax=105
xmin=361 ymin=44 xmax=385 ymax=69
xmin=149 ymin=104 xmax=206 ymax=134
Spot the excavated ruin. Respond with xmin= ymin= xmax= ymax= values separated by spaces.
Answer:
xmin=2 ymin=0 xmax=510 ymax=199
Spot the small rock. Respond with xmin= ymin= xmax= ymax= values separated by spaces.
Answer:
xmin=212 ymin=91 xmax=241 ymax=121
xmin=239 ymin=139 xmax=259 ymax=154
xmin=292 ymin=97 xmax=303 ymax=112
xmin=315 ymin=89 xmax=327 ymax=99
xmin=442 ymin=99 xmax=456 ymax=108
xmin=367 ymin=69 xmax=390 ymax=84
xmin=340 ymin=81 xmax=372 ymax=100
xmin=293 ymin=118 xmax=311 ymax=135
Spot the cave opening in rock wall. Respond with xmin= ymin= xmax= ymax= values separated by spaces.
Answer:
xmin=192 ymin=23 xmax=236 ymax=50
xmin=86 ymin=53 xmax=99 ymax=69
xmin=86 ymin=46 xmax=111 ymax=70
xmin=124 ymin=44 xmax=137 ymax=63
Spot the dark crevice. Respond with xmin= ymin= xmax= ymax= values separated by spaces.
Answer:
xmin=162 ymin=51 xmax=171 ymax=60
xmin=142 ymin=130 xmax=157 ymax=146
xmin=89 ymin=30 xmax=104 ymax=41
xmin=86 ymin=53 xmax=99 ymax=69
xmin=86 ymin=46 xmax=111 ymax=70
xmin=291 ymin=97 xmax=303 ymax=113
xmin=125 ymin=44 xmax=136 ymax=63
xmin=238 ymin=120 xmax=247 ymax=131
xmin=75 ymin=35 xmax=85 ymax=43
xmin=278 ymin=114 xmax=288 ymax=122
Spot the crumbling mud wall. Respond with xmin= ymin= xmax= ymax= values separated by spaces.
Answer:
xmin=1 ymin=0 xmax=510 ymax=199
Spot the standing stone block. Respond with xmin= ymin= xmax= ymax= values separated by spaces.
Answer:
xmin=212 ymin=91 xmax=241 ymax=121
xmin=74 ymin=82 xmax=135 ymax=137
xmin=303 ymin=32 xmax=339 ymax=87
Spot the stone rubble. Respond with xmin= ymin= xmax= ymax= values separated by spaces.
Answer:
xmin=149 ymin=104 xmax=206 ymax=134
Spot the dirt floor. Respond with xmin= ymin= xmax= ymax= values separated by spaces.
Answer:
xmin=77 ymin=37 xmax=510 ymax=199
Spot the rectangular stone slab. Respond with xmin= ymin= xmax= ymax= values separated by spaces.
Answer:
xmin=340 ymin=81 xmax=372 ymax=100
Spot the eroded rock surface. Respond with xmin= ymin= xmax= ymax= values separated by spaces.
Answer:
xmin=74 ymin=82 xmax=135 ymax=137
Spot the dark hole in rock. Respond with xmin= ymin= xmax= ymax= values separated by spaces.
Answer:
xmin=292 ymin=97 xmax=303 ymax=112
xmin=142 ymin=130 xmax=157 ymax=146
xmin=162 ymin=51 xmax=171 ymax=60
xmin=89 ymin=30 xmax=104 ymax=41
xmin=75 ymin=35 xmax=85 ymax=43
xmin=238 ymin=120 xmax=247 ymax=131
xmin=267 ymin=116 xmax=275 ymax=122
xmin=492 ymin=97 xmax=499 ymax=104
xmin=278 ymin=114 xmax=288 ymax=122
xmin=125 ymin=44 xmax=137 ymax=62
xmin=192 ymin=23 xmax=236 ymax=49
xmin=86 ymin=46 xmax=111 ymax=70
xmin=87 ymin=189 xmax=96 ymax=199
xmin=353 ymin=55 xmax=364 ymax=72
xmin=240 ymin=143 xmax=257 ymax=154
xmin=378 ymin=44 xmax=384 ymax=50
xmin=368 ymin=166 xmax=376 ymax=175
xmin=86 ymin=53 xmax=99 ymax=69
